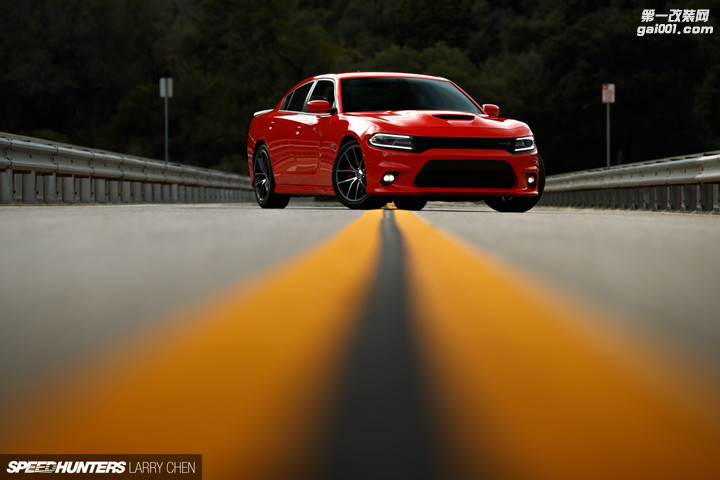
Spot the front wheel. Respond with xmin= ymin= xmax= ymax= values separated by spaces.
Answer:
xmin=485 ymin=155 xmax=545 ymax=213
xmin=253 ymin=145 xmax=289 ymax=209
xmin=332 ymin=141 xmax=386 ymax=209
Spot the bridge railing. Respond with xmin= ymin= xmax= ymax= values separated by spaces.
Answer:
xmin=0 ymin=132 xmax=253 ymax=205
xmin=541 ymin=151 xmax=720 ymax=213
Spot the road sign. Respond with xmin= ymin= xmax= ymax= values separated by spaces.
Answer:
xmin=602 ymin=83 xmax=615 ymax=167
xmin=160 ymin=78 xmax=173 ymax=98
xmin=160 ymin=78 xmax=173 ymax=164
xmin=602 ymin=83 xmax=615 ymax=103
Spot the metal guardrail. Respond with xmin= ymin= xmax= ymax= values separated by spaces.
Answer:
xmin=540 ymin=151 xmax=720 ymax=213
xmin=0 ymin=132 xmax=253 ymax=205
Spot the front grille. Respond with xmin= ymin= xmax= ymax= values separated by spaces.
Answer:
xmin=414 ymin=160 xmax=515 ymax=188
xmin=412 ymin=137 xmax=515 ymax=153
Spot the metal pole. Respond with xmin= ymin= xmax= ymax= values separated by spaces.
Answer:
xmin=164 ymin=78 xmax=169 ymax=166
xmin=606 ymin=102 xmax=610 ymax=167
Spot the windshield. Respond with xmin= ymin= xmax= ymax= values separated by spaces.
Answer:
xmin=340 ymin=77 xmax=481 ymax=114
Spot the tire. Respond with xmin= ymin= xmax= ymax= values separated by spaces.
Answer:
xmin=485 ymin=155 xmax=545 ymax=213
xmin=253 ymin=144 xmax=290 ymax=209
xmin=393 ymin=197 xmax=427 ymax=210
xmin=332 ymin=140 xmax=387 ymax=209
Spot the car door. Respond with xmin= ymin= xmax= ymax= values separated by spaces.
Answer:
xmin=265 ymin=82 xmax=314 ymax=185
xmin=291 ymin=80 xmax=336 ymax=185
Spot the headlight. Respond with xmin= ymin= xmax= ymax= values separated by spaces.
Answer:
xmin=369 ymin=134 xmax=414 ymax=151
xmin=514 ymin=136 xmax=535 ymax=153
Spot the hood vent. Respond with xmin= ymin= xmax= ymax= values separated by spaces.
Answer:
xmin=433 ymin=114 xmax=475 ymax=121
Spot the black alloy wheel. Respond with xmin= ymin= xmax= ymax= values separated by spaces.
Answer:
xmin=332 ymin=140 xmax=386 ymax=209
xmin=253 ymin=144 xmax=289 ymax=209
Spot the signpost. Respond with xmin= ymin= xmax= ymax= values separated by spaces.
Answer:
xmin=160 ymin=78 xmax=173 ymax=165
xmin=602 ymin=83 xmax=615 ymax=167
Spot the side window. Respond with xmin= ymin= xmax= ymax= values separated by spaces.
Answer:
xmin=286 ymin=82 xmax=313 ymax=112
xmin=309 ymin=80 xmax=335 ymax=107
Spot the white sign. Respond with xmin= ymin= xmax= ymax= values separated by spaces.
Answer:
xmin=602 ymin=83 xmax=615 ymax=103
xmin=159 ymin=78 xmax=173 ymax=98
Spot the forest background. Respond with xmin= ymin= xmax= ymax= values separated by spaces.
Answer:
xmin=1 ymin=0 xmax=719 ymax=175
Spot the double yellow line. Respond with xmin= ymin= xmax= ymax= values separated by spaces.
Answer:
xmin=1 ymin=208 xmax=719 ymax=479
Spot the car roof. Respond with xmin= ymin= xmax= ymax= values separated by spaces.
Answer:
xmin=312 ymin=72 xmax=449 ymax=82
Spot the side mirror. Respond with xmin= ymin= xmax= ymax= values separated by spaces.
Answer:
xmin=482 ymin=104 xmax=500 ymax=117
xmin=307 ymin=100 xmax=332 ymax=114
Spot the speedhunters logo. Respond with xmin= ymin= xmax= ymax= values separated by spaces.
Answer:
xmin=0 ymin=456 xmax=201 ymax=479
xmin=6 ymin=461 xmax=126 ymax=474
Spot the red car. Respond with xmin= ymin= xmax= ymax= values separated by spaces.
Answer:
xmin=247 ymin=72 xmax=544 ymax=212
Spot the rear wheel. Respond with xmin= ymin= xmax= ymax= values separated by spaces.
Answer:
xmin=393 ymin=197 xmax=427 ymax=210
xmin=332 ymin=141 xmax=386 ymax=209
xmin=253 ymin=145 xmax=289 ymax=209
xmin=485 ymin=155 xmax=545 ymax=213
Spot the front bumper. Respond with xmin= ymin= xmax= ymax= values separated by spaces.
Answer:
xmin=364 ymin=147 xmax=540 ymax=198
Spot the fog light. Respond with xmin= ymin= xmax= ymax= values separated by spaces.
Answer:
xmin=382 ymin=172 xmax=397 ymax=185
xmin=527 ymin=174 xmax=536 ymax=186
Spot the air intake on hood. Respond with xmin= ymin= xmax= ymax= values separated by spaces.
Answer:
xmin=433 ymin=114 xmax=475 ymax=121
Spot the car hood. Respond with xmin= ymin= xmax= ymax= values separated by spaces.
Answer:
xmin=346 ymin=110 xmax=532 ymax=137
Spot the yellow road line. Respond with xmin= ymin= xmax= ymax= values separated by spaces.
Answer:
xmin=0 ymin=210 xmax=384 ymax=480
xmin=395 ymin=210 xmax=720 ymax=480
xmin=4 ymin=207 xmax=720 ymax=480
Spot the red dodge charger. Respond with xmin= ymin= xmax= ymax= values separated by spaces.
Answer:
xmin=247 ymin=72 xmax=544 ymax=212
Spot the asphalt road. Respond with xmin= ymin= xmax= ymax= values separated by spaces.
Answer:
xmin=419 ymin=202 xmax=720 ymax=373
xmin=0 ymin=202 xmax=365 ymax=392
xmin=1 ymin=201 xmax=719 ymax=391
xmin=1 ymin=201 xmax=719 ymax=479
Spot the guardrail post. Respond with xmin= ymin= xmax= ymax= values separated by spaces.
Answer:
xmin=0 ymin=170 xmax=12 ymax=204
xmin=152 ymin=183 xmax=162 ymax=202
xmin=641 ymin=187 xmax=649 ymax=209
xmin=162 ymin=184 xmax=170 ymax=202
xmin=79 ymin=177 xmax=92 ymax=203
xmin=43 ymin=173 xmax=57 ymax=204
xmin=647 ymin=187 xmax=657 ymax=210
xmin=683 ymin=185 xmax=694 ymax=211
xmin=132 ymin=182 xmax=142 ymax=202
xmin=669 ymin=186 xmax=679 ymax=210
xmin=21 ymin=172 xmax=36 ymax=204
xmin=108 ymin=180 xmax=120 ymax=204
xmin=61 ymin=176 xmax=74 ymax=203
xmin=121 ymin=181 xmax=132 ymax=203
xmin=712 ymin=184 xmax=720 ymax=213
xmin=680 ymin=185 xmax=690 ymax=211
xmin=691 ymin=185 xmax=702 ymax=211
xmin=659 ymin=186 xmax=670 ymax=210
xmin=142 ymin=183 xmax=151 ymax=203
xmin=95 ymin=178 xmax=107 ymax=203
